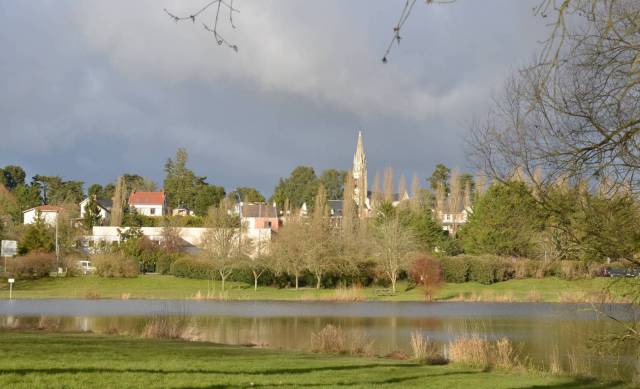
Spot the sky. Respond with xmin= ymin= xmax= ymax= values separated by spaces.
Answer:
xmin=0 ymin=0 xmax=550 ymax=197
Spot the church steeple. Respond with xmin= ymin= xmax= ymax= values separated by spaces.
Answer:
xmin=352 ymin=131 xmax=368 ymax=216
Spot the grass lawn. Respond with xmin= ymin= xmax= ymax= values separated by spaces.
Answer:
xmin=0 ymin=275 xmax=628 ymax=302
xmin=0 ymin=331 xmax=628 ymax=388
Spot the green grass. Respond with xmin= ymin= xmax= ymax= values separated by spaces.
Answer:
xmin=0 ymin=331 xmax=628 ymax=388
xmin=0 ymin=275 xmax=627 ymax=302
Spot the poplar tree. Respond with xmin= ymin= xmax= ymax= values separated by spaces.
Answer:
xmin=110 ymin=176 xmax=125 ymax=227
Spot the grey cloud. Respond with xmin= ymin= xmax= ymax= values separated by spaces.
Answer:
xmin=1 ymin=0 xmax=549 ymax=195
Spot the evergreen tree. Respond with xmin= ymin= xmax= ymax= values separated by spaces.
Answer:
xmin=270 ymin=166 xmax=319 ymax=209
xmin=428 ymin=164 xmax=451 ymax=194
xmin=459 ymin=181 xmax=544 ymax=257
xmin=229 ymin=187 xmax=265 ymax=203
xmin=83 ymin=196 xmax=102 ymax=229
xmin=19 ymin=212 xmax=55 ymax=254
xmin=319 ymin=169 xmax=347 ymax=200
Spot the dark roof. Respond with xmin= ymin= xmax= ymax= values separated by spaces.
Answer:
xmin=96 ymin=199 xmax=113 ymax=211
xmin=241 ymin=203 xmax=277 ymax=218
xmin=328 ymin=200 xmax=343 ymax=216
xmin=367 ymin=191 xmax=403 ymax=202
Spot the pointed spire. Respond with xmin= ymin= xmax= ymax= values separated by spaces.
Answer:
xmin=352 ymin=130 xmax=368 ymax=216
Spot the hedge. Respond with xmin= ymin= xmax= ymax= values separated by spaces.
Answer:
xmin=170 ymin=257 xmax=215 ymax=279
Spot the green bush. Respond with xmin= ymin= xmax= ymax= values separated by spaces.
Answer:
xmin=467 ymin=257 xmax=497 ymax=284
xmin=156 ymin=252 xmax=179 ymax=275
xmin=441 ymin=255 xmax=517 ymax=284
xmin=11 ymin=251 xmax=55 ymax=279
xmin=92 ymin=253 xmax=139 ymax=278
xmin=440 ymin=257 xmax=468 ymax=283
xmin=170 ymin=257 xmax=215 ymax=279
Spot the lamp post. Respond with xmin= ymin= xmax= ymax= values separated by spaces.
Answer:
xmin=55 ymin=215 xmax=60 ymax=275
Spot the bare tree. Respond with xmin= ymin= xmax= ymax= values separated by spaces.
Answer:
xmin=164 ymin=0 xmax=239 ymax=51
xmin=272 ymin=219 xmax=307 ymax=290
xmin=303 ymin=185 xmax=335 ymax=289
xmin=398 ymin=173 xmax=408 ymax=204
xmin=373 ymin=216 xmax=417 ymax=294
xmin=342 ymin=172 xmax=356 ymax=234
xmin=200 ymin=206 xmax=247 ymax=291
xmin=470 ymin=1 xmax=640 ymax=196
xmin=383 ymin=167 xmax=395 ymax=202
xmin=371 ymin=171 xmax=382 ymax=209
xmin=244 ymin=235 xmax=271 ymax=291
xmin=448 ymin=170 xmax=463 ymax=233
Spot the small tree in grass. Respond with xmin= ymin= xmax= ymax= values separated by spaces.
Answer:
xmin=272 ymin=220 xmax=307 ymax=290
xmin=244 ymin=236 xmax=271 ymax=291
xmin=409 ymin=255 xmax=443 ymax=301
xmin=373 ymin=216 xmax=416 ymax=294
xmin=201 ymin=206 xmax=247 ymax=291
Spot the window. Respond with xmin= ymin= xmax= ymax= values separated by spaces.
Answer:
xmin=150 ymin=208 xmax=156 ymax=215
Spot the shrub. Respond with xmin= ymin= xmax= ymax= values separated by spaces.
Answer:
xmin=12 ymin=251 xmax=55 ymax=279
xmin=514 ymin=259 xmax=532 ymax=279
xmin=587 ymin=262 xmax=607 ymax=278
xmin=311 ymin=324 xmax=345 ymax=354
xmin=170 ymin=257 xmax=215 ymax=279
xmin=142 ymin=314 xmax=189 ymax=339
xmin=92 ymin=253 xmax=139 ymax=278
xmin=409 ymin=255 xmax=443 ymax=300
xmin=467 ymin=257 xmax=497 ymax=284
xmin=156 ymin=252 xmax=179 ymax=275
xmin=440 ymin=257 xmax=468 ymax=283
xmin=558 ymin=260 xmax=587 ymax=280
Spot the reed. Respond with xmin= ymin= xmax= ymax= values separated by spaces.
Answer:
xmin=447 ymin=333 xmax=492 ymax=369
xmin=447 ymin=331 xmax=521 ymax=370
xmin=310 ymin=324 xmax=375 ymax=356
xmin=410 ymin=331 xmax=447 ymax=365
xmin=310 ymin=324 xmax=345 ymax=354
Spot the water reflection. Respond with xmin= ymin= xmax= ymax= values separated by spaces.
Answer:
xmin=0 ymin=300 xmax=637 ymax=381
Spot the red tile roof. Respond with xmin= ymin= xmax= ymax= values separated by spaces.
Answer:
xmin=128 ymin=191 xmax=165 ymax=205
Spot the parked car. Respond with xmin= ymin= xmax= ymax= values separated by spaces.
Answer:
xmin=77 ymin=260 xmax=96 ymax=275
xmin=604 ymin=268 xmax=639 ymax=278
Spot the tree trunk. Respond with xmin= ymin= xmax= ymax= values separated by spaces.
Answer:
xmin=253 ymin=270 xmax=258 ymax=291
xmin=220 ymin=274 xmax=226 ymax=291
xmin=390 ymin=273 xmax=397 ymax=294
xmin=295 ymin=273 xmax=299 ymax=290
xmin=316 ymin=274 xmax=321 ymax=290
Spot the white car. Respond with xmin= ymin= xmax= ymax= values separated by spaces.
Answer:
xmin=77 ymin=260 xmax=96 ymax=275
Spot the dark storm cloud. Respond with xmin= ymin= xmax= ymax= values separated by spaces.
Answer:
xmin=0 ymin=0 xmax=549 ymax=196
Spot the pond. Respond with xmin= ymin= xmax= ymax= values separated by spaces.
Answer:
xmin=0 ymin=300 xmax=638 ymax=380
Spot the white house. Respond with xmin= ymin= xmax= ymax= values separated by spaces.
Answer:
xmin=79 ymin=197 xmax=112 ymax=225
xmin=128 ymin=191 xmax=167 ymax=216
xmin=23 ymin=205 xmax=64 ymax=225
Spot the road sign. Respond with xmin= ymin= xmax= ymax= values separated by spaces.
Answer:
xmin=8 ymin=278 xmax=14 ymax=284
xmin=1 ymin=240 xmax=17 ymax=257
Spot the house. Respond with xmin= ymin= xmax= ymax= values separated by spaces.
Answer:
xmin=23 ymin=205 xmax=64 ymax=225
xmin=239 ymin=203 xmax=279 ymax=232
xmin=79 ymin=197 xmax=112 ymax=225
xmin=172 ymin=205 xmax=195 ymax=217
xmin=436 ymin=203 xmax=472 ymax=235
xmin=128 ymin=191 xmax=167 ymax=216
xmin=328 ymin=200 xmax=343 ymax=217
